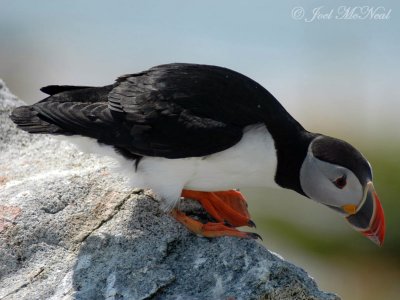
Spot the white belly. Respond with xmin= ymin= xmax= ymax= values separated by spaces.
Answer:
xmin=135 ymin=124 xmax=278 ymax=191
xmin=184 ymin=124 xmax=278 ymax=190
xmin=57 ymin=124 xmax=278 ymax=209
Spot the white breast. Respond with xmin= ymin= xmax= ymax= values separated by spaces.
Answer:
xmin=184 ymin=124 xmax=278 ymax=190
xmin=57 ymin=124 xmax=278 ymax=209
xmin=133 ymin=124 xmax=278 ymax=194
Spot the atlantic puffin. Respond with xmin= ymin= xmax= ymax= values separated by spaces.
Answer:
xmin=10 ymin=63 xmax=385 ymax=245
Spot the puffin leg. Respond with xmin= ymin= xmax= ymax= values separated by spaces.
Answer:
xmin=181 ymin=189 xmax=255 ymax=228
xmin=171 ymin=209 xmax=260 ymax=239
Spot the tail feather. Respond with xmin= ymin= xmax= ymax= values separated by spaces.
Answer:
xmin=10 ymin=105 xmax=68 ymax=134
xmin=10 ymin=84 xmax=114 ymax=135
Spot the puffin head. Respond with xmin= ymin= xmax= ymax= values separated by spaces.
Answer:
xmin=300 ymin=135 xmax=385 ymax=246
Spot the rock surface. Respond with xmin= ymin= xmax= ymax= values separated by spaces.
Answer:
xmin=0 ymin=80 xmax=339 ymax=300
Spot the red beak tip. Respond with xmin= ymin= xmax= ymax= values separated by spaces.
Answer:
xmin=367 ymin=235 xmax=384 ymax=247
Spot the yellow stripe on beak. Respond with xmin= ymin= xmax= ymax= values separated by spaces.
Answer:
xmin=342 ymin=204 xmax=357 ymax=215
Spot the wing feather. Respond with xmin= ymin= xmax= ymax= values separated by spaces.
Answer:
xmin=13 ymin=64 xmax=284 ymax=158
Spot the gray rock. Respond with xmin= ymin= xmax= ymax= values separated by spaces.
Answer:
xmin=0 ymin=79 xmax=340 ymax=300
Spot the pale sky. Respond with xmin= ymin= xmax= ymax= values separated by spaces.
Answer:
xmin=1 ymin=0 xmax=399 ymax=141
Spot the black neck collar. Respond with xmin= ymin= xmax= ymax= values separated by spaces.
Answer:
xmin=266 ymin=122 xmax=316 ymax=196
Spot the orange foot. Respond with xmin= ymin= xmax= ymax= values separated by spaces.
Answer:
xmin=171 ymin=189 xmax=261 ymax=240
xmin=181 ymin=189 xmax=255 ymax=228
xmin=171 ymin=209 xmax=260 ymax=239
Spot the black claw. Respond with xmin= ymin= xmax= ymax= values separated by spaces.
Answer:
xmin=223 ymin=220 xmax=234 ymax=227
xmin=246 ymin=232 xmax=263 ymax=241
xmin=248 ymin=220 xmax=256 ymax=228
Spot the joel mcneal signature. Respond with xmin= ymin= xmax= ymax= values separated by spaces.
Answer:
xmin=292 ymin=6 xmax=392 ymax=22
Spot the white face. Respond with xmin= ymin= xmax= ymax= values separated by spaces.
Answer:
xmin=300 ymin=144 xmax=364 ymax=214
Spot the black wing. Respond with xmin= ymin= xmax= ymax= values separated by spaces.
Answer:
xmin=11 ymin=63 xmax=293 ymax=158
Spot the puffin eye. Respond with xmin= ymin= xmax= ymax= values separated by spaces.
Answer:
xmin=333 ymin=175 xmax=347 ymax=189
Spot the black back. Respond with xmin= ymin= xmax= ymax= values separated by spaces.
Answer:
xmin=11 ymin=63 xmax=313 ymax=193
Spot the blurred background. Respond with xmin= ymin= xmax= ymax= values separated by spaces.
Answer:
xmin=1 ymin=0 xmax=399 ymax=299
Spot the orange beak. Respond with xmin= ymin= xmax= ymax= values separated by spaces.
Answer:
xmin=346 ymin=182 xmax=386 ymax=246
